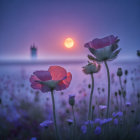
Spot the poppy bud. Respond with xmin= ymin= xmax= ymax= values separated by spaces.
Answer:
xmin=123 ymin=91 xmax=126 ymax=98
xmin=125 ymin=70 xmax=128 ymax=76
xmin=117 ymin=68 xmax=123 ymax=77
xmin=92 ymin=105 xmax=95 ymax=110
xmin=115 ymin=92 xmax=117 ymax=97
xmin=118 ymin=90 xmax=121 ymax=96
xmin=131 ymin=110 xmax=135 ymax=113
xmin=69 ymin=95 xmax=75 ymax=106
xmin=102 ymin=88 xmax=105 ymax=92
xmin=88 ymin=84 xmax=91 ymax=88
xmin=66 ymin=119 xmax=73 ymax=126
xmin=82 ymin=61 xmax=101 ymax=75
xmin=137 ymin=93 xmax=140 ymax=98
xmin=124 ymin=79 xmax=127 ymax=84
xmin=137 ymin=50 xmax=140 ymax=57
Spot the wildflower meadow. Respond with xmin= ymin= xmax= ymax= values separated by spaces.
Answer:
xmin=0 ymin=35 xmax=140 ymax=140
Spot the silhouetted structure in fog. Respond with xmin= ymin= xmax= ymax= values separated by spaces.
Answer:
xmin=30 ymin=44 xmax=37 ymax=59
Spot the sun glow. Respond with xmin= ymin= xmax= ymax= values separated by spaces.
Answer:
xmin=64 ymin=38 xmax=74 ymax=48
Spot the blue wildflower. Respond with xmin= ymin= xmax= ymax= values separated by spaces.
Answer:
xmin=94 ymin=126 xmax=101 ymax=135
xmin=114 ymin=118 xmax=118 ymax=125
xmin=94 ymin=118 xmax=101 ymax=124
xmin=85 ymin=120 xmax=94 ymax=126
xmin=81 ymin=125 xmax=87 ymax=134
xmin=100 ymin=118 xmax=112 ymax=125
xmin=30 ymin=137 xmax=37 ymax=140
xmin=112 ymin=111 xmax=123 ymax=117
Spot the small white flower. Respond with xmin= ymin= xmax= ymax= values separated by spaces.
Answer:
xmin=126 ymin=101 xmax=131 ymax=107
xmin=99 ymin=105 xmax=107 ymax=110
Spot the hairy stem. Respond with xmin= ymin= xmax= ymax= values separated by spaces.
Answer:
xmin=88 ymin=73 xmax=94 ymax=120
xmin=72 ymin=106 xmax=76 ymax=140
xmin=51 ymin=90 xmax=59 ymax=140
xmin=104 ymin=61 xmax=111 ymax=118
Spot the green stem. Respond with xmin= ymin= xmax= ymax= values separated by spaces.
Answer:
xmin=88 ymin=73 xmax=94 ymax=120
xmin=91 ymin=107 xmax=94 ymax=120
xmin=119 ymin=77 xmax=123 ymax=92
xmin=104 ymin=61 xmax=110 ymax=118
xmin=116 ymin=96 xmax=119 ymax=111
xmin=72 ymin=106 xmax=76 ymax=127
xmin=51 ymin=90 xmax=59 ymax=140
xmin=119 ymin=77 xmax=126 ymax=107
xmin=120 ymin=95 xmax=122 ymax=111
xmin=72 ymin=106 xmax=76 ymax=140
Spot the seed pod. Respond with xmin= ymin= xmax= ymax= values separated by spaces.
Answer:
xmin=118 ymin=90 xmax=121 ymax=96
xmin=137 ymin=50 xmax=140 ymax=57
xmin=92 ymin=105 xmax=95 ymax=110
xmin=123 ymin=91 xmax=126 ymax=98
xmin=115 ymin=92 xmax=117 ymax=97
xmin=117 ymin=68 xmax=123 ymax=77
xmin=137 ymin=93 xmax=140 ymax=98
xmin=88 ymin=84 xmax=91 ymax=88
xmin=124 ymin=79 xmax=127 ymax=84
xmin=125 ymin=70 xmax=128 ymax=76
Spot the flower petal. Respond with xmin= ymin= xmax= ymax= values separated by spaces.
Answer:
xmin=56 ymin=72 xmax=72 ymax=91
xmin=33 ymin=71 xmax=52 ymax=81
xmin=89 ymin=35 xmax=118 ymax=49
xmin=87 ymin=54 xmax=98 ymax=61
xmin=84 ymin=43 xmax=90 ymax=48
xmin=89 ymin=48 xmax=96 ymax=55
xmin=41 ymin=85 xmax=50 ymax=93
xmin=93 ymin=46 xmax=112 ymax=61
xmin=48 ymin=66 xmax=67 ymax=80
xmin=111 ymin=43 xmax=119 ymax=52
xmin=109 ymin=48 xmax=121 ymax=60
xmin=30 ymin=75 xmax=42 ymax=90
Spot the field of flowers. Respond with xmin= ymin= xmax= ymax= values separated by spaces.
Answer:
xmin=0 ymin=35 xmax=140 ymax=140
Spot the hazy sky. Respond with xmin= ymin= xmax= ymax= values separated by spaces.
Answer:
xmin=0 ymin=0 xmax=140 ymax=60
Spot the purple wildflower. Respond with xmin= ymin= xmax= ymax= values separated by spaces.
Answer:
xmin=114 ymin=118 xmax=118 ymax=125
xmin=112 ymin=111 xmax=123 ymax=117
xmin=100 ymin=118 xmax=112 ymax=125
xmin=94 ymin=126 xmax=101 ymax=135
xmin=81 ymin=125 xmax=87 ymax=134
xmin=85 ymin=120 xmax=94 ymax=126
xmin=94 ymin=118 xmax=101 ymax=124
xmin=117 ymin=112 xmax=123 ymax=117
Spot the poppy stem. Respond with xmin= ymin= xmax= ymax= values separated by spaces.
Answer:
xmin=119 ymin=76 xmax=123 ymax=93
xmin=88 ymin=73 xmax=94 ymax=120
xmin=51 ymin=90 xmax=59 ymax=140
xmin=72 ymin=106 xmax=76 ymax=140
xmin=104 ymin=61 xmax=110 ymax=118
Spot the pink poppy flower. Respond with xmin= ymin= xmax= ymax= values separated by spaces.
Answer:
xmin=30 ymin=66 xmax=72 ymax=92
xmin=85 ymin=35 xmax=118 ymax=50
xmin=84 ymin=35 xmax=121 ymax=62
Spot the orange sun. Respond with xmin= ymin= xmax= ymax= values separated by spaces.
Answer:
xmin=64 ymin=38 xmax=74 ymax=48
